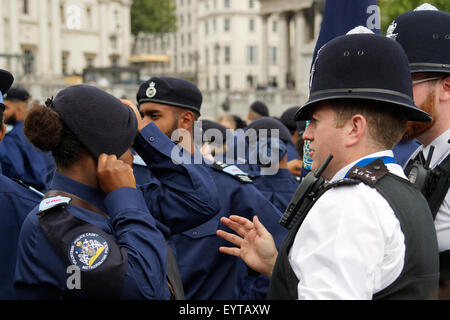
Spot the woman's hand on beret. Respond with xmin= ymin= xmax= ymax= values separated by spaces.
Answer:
xmin=97 ymin=153 xmax=136 ymax=194
xmin=121 ymin=99 xmax=146 ymax=132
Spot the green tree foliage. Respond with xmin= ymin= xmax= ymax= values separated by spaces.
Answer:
xmin=379 ymin=0 xmax=450 ymax=34
xmin=130 ymin=0 xmax=177 ymax=36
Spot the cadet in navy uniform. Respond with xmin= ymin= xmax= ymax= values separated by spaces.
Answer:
xmin=14 ymin=85 xmax=219 ymax=299
xmin=387 ymin=4 xmax=450 ymax=298
xmin=246 ymin=117 xmax=300 ymax=213
xmin=0 ymin=87 xmax=55 ymax=192
xmin=280 ymin=107 xmax=308 ymax=177
xmin=218 ymin=29 xmax=439 ymax=300
xmin=135 ymin=77 xmax=288 ymax=300
xmin=0 ymin=69 xmax=42 ymax=299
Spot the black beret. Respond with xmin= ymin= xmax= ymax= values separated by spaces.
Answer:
xmin=0 ymin=69 xmax=14 ymax=111
xmin=232 ymin=115 xmax=247 ymax=129
xmin=51 ymin=84 xmax=137 ymax=159
xmin=200 ymin=120 xmax=228 ymax=143
xmin=388 ymin=7 xmax=450 ymax=74
xmin=296 ymin=32 xmax=431 ymax=123
xmin=137 ymin=77 xmax=202 ymax=114
xmin=4 ymin=87 xmax=31 ymax=102
xmin=280 ymin=107 xmax=300 ymax=133
xmin=250 ymin=101 xmax=269 ymax=117
xmin=246 ymin=117 xmax=292 ymax=143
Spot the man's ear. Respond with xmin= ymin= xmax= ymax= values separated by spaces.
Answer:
xmin=438 ymin=76 xmax=450 ymax=103
xmin=0 ymin=123 xmax=6 ymax=142
xmin=344 ymin=114 xmax=367 ymax=148
xmin=178 ymin=110 xmax=195 ymax=130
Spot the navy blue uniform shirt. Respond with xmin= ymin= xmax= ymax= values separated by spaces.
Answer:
xmin=14 ymin=122 xmax=220 ymax=299
xmin=169 ymin=162 xmax=288 ymax=300
xmin=0 ymin=121 xmax=55 ymax=192
xmin=0 ymin=173 xmax=40 ymax=299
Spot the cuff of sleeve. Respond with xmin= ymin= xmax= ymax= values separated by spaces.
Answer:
xmin=104 ymin=187 xmax=149 ymax=219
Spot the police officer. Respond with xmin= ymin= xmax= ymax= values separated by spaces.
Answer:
xmin=0 ymin=87 xmax=55 ymax=192
xmin=218 ymin=28 xmax=439 ymax=299
xmin=15 ymin=84 xmax=220 ymax=299
xmin=387 ymin=4 xmax=450 ymax=298
xmin=0 ymin=69 xmax=42 ymax=299
xmin=135 ymin=77 xmax=288 ymax=299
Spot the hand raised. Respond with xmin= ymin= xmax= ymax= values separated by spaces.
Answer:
xmin=97 ymin=153 xmax=136 ymax=194
xmin=217 ymin=215 xmax=278 ymax=278
xmin=121 ymin=99 xmax=146 ymax=131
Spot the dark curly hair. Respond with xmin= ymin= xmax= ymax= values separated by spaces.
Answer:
xmin=23 ymin=104 xmax=85 ymax=168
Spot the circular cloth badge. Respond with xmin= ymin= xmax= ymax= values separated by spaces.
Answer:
xmin=69 ymin=233 xmax=110 ymax=271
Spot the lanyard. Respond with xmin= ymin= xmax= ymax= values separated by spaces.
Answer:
xmin=345 ymin=156 xmax=395 ymax=178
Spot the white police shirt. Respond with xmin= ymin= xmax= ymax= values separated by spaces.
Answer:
xmin=405 ymin=128 xmax=450 ymax=252
xmin=288 ymin=150 xmax=406 ymax=300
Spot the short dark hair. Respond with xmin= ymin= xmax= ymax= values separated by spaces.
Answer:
xmin=329 ymin=99 xmax=407 ymax=150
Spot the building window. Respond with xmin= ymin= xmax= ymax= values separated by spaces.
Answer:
xmin=22 ymin=0 xmax=30 ymax=15
xmin=23 ymin=49 xmax=35 ymax=75
xmin=270 ymin=47 xmax=277 ymax=65
xmin=225 ymin=75 xmax=231 ymax=90
xmin=61 ymin=52 xmax=69 ymax=76
xmin=224 ymin=18 xmax=230 ymax=32
xmin=224 ymin=0 xmax=230 ymax=9
xmin=224 ymin=46 xmax=231 ymax=64
xmin=249 ymin=19 xmax=255 ymax=32
xmin=249 ymin=0 xmax=254 ymax=9
xmin=247 ymin=45 xmax=257 ymax=64
xmin=272 ymin=20 xmax=277 ymax=33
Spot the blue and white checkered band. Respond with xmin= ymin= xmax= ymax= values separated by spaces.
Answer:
xmin=0 ymin=90 xmax=4 ymax=104
xmin=68 ymin=232 xmax=110 ymax=271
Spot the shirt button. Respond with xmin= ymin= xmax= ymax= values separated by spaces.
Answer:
xmin=192 ymin=231 xmax=198 ymax=237
xmin=149 ymin=136 xmax=155 ymax=142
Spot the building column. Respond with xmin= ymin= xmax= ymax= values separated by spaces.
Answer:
xmin=278 ymin=12 xmax=289 ymax=89
xmin=294 ymin=10 xmax=306 ymax=92
xmin=39 ymin=0 xmax=50 ymax=79
xmin=260 ymin=14 xmax=269 ymax=87
xmin=0 ymin=0 xmax=4 ymax=58
xmin=51 ymin=0 xmax=62 ymax=76
xmin=121 ymin=0 xmax=132 ymax=66
xmin=98 ymin=0 xmax=109 ymax=67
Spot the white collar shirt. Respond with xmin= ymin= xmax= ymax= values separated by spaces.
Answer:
xmin=288 ymin=150 xmax=406 ymax=300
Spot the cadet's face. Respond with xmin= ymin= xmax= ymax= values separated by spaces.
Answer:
xmin=302 ymin=104 xmax=345 ymax=179
xmin=139 ymin=102 xmax=179 ymax=138
xmin=3 ymin=101 xmax=16 ymax=125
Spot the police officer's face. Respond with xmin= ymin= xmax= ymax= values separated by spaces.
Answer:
xmin=139 ymin=102 xmax=179 ymax=138
xmin=402 ymin=74 xmax=440 ymax=140
xmin=302 ymin=104 xmax=346 ymax=179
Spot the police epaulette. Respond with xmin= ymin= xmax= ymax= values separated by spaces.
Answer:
xmin=212 ymin=161 xmax=253 ymax=184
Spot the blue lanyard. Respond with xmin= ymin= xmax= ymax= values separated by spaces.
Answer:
xmin=345 ymin=156 xmax=395 ymax=178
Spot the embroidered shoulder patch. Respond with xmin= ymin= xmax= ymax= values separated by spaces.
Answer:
xmin=347 ymin=158 xmax=389 ymax=187
xmin=39 ymin=196 xmax=71 ymax=212
xmin=69 ymin=232 xmax=110 ymax=271
xmin=213 ymin=162 xmax=253 ymax=184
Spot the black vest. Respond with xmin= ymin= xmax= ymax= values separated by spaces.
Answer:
xmin=267 ymin=160 xmax=440 ymax=300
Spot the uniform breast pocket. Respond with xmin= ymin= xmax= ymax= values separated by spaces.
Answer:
xmin=180 ymin=217 xmax=220 ymax=239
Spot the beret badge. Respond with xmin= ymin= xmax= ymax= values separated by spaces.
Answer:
xmin=146 ymin=81 xmax=157 ymax=98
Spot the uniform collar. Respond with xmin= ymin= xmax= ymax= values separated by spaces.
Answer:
xmin=331 ymin=150 xmax=395 ymax=183
xmin=49 ymin=172 xmax=107 ymax=213
xmin=421 ymin=128 xmax=450 ymax=168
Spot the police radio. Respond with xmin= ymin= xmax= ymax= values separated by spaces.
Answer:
xmin=280 ymin=154 xmax=333 ymax=229
xmin=407 ymin=145 xmax=435 ymax=194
